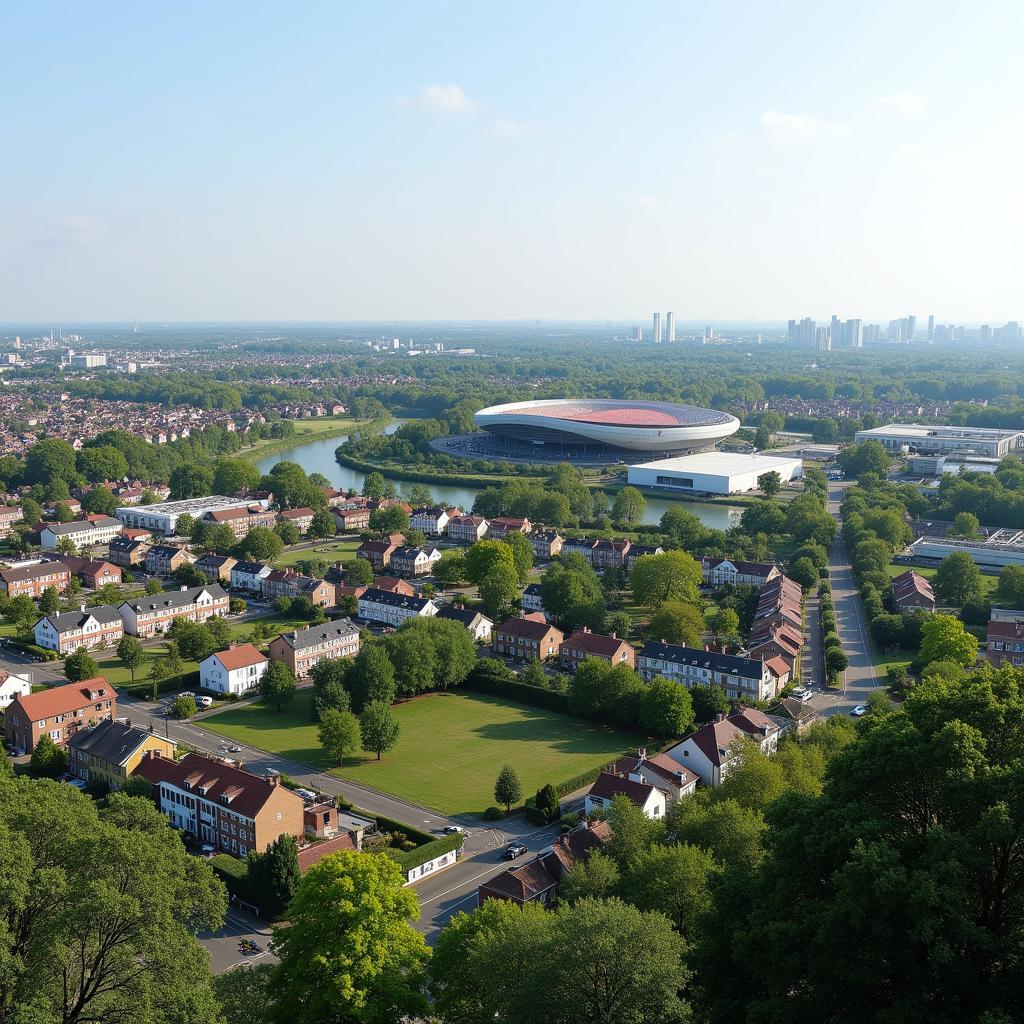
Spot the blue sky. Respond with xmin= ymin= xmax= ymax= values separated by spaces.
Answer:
xmin=2 ymin=1 xmax=1022 ymax=322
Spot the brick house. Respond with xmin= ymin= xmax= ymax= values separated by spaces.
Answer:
xmin=199 ymin=506 xmax=278 ymax=540
xmin=277 ymin=507 xmax=316 ymax=535
xmin=493 ymin=615 xmax=564 ymax=662
xmin=0 ymin=560 xmax=71 ymax=599
xmin=592 ymin=538 xmax=631 ymax=569
xmin=985 ymin=619 xmax=1024 ymax=667
xmin=4 ymin=678 xmax=117 ymax=752
xmin=356 ymin=534 xmax=405 ymax=570
xmin=559 ymin=628 xmax=635 ymax=673
xmin=371 ymin=576 xmax=414 ymax=596
xmin=194 ymin=554 xmax=237 ymax=583
xmin=34 ymin=605 xmax=124 ymax=655
xmin=268 ymin=618 xmax=361 ymax=678
xmin=145 ymin=545 xmax=195 ymax=576
xmin=625 ymin=544 xmax=665 ymax=569
xmin=488 ymin=516 xmax=532 ymax=539
xmin=333 ymin=506 xmax=372 ymax=532
xmin=133 ymin=749 xmax=305 ymax=858
xmin=562 ymin=537 xmax=598 ymax=563
xmin=107 ymin=536 xmax=150 ymax=568
xmin=447 ymin=514 xmax=489 ymax=545
xmin=891 ymin=569 xmax=936 ymax=611
xmin=262 ymin=568 xmax=335 ymax=607
xmin=118 ymin=584 xmax=229 ymax=638
xmin=68 ymin=719 xmax=175 ymax=791
xmin=59 ymin=556 xmax=122 ymax=589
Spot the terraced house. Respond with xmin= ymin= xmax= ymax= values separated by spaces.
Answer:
xmin=68 ymin=719 xmax=175 ymax=791
xmin=39 ymin=515 xmax=122 ymax=550
xmin=199 ymin=505 xmax=277 ymax=539
xmin=637 ymin=640 xmax=777 ymax=702
xmin=0 ymin=559 xmax=71 ymax=599
xmin=4 ymin=678 xmax=117 ymax=752
xmin=493 ymin=615 xmax=565 ymax=662
xmin=268 ymin=618 xmax=361 ymax=678
xmin=35 ymin=604 xmax=124 ymax=655
xmin=262 ymin=568 xmax=335 ymax=607
xmin=356 ymin=588 xmax=438 ymax=628
xmin=118 ymin=584 xmax=229 ymax=638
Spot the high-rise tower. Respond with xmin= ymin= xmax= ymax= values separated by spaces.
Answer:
xmin=653 ymin=312 xmax=662 ymax=343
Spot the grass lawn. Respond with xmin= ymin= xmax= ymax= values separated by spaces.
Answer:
xmin=203 ymin=689 xmax=645 ymax=815
xmin=886 ymin=563 xmax=1010 ymax=603
xmin=225 ymin=612 xmax=319 ymax=642
xmin=93 ymin=647 xmax=200 ymax=691
xmin=277 ymin=538 xmax=361 ymax=568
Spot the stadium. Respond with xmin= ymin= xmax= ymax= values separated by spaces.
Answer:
xmin=464 ymin=399 xmax=740 ymax=462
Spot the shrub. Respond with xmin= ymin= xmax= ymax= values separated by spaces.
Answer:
xmin=483 ymin=806 xmax=503 ymax=821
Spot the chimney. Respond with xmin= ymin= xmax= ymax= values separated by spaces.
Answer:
xmin=268 ymin=773 xmax=279 ymax=787
xmin=638 ymin=747 xmax=647 ymax=761
xmin=610 ymin=631 xmax=616 ymax=639
xmin=80 ymin=603 xmax=86 ymax=612
xmin=181 ymin=584 xmax=187 ymax=592
xmin=716 ymin=712 xmax=725 ymax=723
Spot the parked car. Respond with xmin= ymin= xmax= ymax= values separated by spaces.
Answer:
xmin=504 ymin=842 xmax=528 ymax=859
xmin=196 ymin=695 xmax=213 ymax=708
xmin=850 ymin=705 xmax=867 ymax=717
xmin=295 ymin=788 xmax=318 ymax=802
xmin=790 ymin=687 xmax=813 ymax=703
xmin=442 ymin=824 xmax=464 ymax=835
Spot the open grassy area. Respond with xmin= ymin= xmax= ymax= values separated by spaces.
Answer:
xmin=886 ymin=562 xmax=1010 ymax=603
xmin=202 ymin=689 xmax=644 ymax=815
xmin=277 ymin=538 xmax=361 ymax=568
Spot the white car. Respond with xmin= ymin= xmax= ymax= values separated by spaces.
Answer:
xmin=442 ymin=824 xmax=464 ymax=835
xmin=790 ymin=687 xmax=813 ymax=703
xmin=850 ymin=705 xmax=867 ymax=717
xmin=295 ymin=788 xmax=318 ymax=802
xmin=195 ymin=695 xmax=213 ymax=708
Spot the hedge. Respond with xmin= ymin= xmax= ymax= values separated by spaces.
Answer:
xmin=464 ymin=668 xmax=572 ymax=714
xmin=551 ymin=765 xmax=608 ymax=799
xmin=210 ymin=854 xmax=254 ymax=902
xmin=6 ymin=638 xmax=58 ymax=661
xmin=359 ymin=810 xmax=433 ymax=846
xmin=385 ymin=832 xmax=464 ymax=872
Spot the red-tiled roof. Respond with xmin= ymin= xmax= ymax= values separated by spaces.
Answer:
xmin=561 ymin=629 xmax=631 ymax=658
xmin=13 ymin=678 xmax=115 ymax=719
xmin=587 ymin=770 xmax=656 ymax=807
xmin=497 ymin=616 xmax=562 ymax=641
xmin=212 ymin=644 xmax=268 ymax=671
xmin=296 ymin=834 xmax=357 ymax=872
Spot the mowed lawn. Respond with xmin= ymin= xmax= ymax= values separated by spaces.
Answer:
xmin=202 ymin=689 xmax=644 ymax=815
xmin=277 ymin=538 xmax=361 ymax=568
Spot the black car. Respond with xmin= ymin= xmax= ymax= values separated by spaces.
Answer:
xmin=504 ymin=842 xmax=528 ymax=860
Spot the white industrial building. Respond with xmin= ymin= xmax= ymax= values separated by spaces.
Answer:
xmin=911 ymin=531 xmax=1024 ymax=570
xmin=854 ymin=424 xmax=1024 ymax=460
xmin=627 ymin=452 xmax=803 ymax=495
xmin=115 ymin=496 xmax=264 ymax=536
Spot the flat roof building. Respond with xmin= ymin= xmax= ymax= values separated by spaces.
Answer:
xmin=911 ymin=531 xmax=1024 ymax=570
xmin=854 ymin=423 xmax=1024 ymax=460
xmin=115 ymin=496 xmax=260 ymax=535
xmin=627 ymin=452 xmax=803 ymax=496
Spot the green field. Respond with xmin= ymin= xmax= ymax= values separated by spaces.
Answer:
xmin=277 ymin=538 xmax=361 ymax=568
xmin=202 ymin=689 xmax=644 ymax=814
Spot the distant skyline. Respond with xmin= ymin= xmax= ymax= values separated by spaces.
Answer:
xmin=2 ymin=2 xmax=1022 ymax=322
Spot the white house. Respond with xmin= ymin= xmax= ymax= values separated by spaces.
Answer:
xmin=199 ymin=644 xmax=269 ymax=696
xmin=521 ymin=583 xmax=547 ymax=619
xmin=40 ymin=517 xmax=122 ymax=550
xmin=584 ymin=770 xmax=666 ymax=820
xmin=636 ymin=640 xmax=777 ymax=703
xmin=118 ymin=585 xmax=229 ymax=638
xmin=606 ymin=749 xmax=700 ymax=803
xmin=357 ymin=588 xmax=439 ymax=628
xmin=34 ymin=605 xmax=124 ymax=655
xmin=665 ymin=708 xmax=782 ymax=788
xmin=0 ymin=671 xmax=32 ymax=710
xmin=389 ymin=546 xmax=442 ymax=578
xmin=409 ymin=506 xmax=456 ymax=536
xmin=436 ymin=605 xmax=493 ymax=642
xmin=701 ymin=557 xmax=781 ymax=589
xmin=230 ymin=560 xmax=272 ymax=594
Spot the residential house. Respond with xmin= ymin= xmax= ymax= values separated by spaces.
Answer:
xmin=108 ymin=536 xmax=150 ymax=568
xmin=701 ymin=557 xmax=781 ymax=588
xmin=118 ymin=584 xmax=229 ymax=638
xmin=200 ymin=644 xmax=269 ymax=695
xmin=230 ymin=560 xmax=272 ymax=594
xmin=371 ymin=576 xmax=414 ymax=596
xmin=34 ymin=605 xmax=124 ymax=655
xmin=437 ymin=604 xmax=493 ymax=642
xmin=493 ymin=615 xmax=564 ymax=662
xmin=772 ymin=696 xmax=821 ymax=735
xmin=891 ymin=569 xmax=936 ymax=612
xmin=488 ymin=516 xmax=532 ymax=539
xmin=665 ymin=708 xmax=782 ymax=787
xmin=4 ymin=678 xmax=117 ymax=752
xmin=133 ymin=749 xmax=305 ymax=858
xmin=410 ymin=506 xmax=456 ymax=536
xmin=68 ymin=719 xmax=175 ymax=791
xmin=277 ymin=507 xmax=316 ymax=535
xmin=985 ymin=619 xmax=1024 ymax=667
xmin=357 ymin=589 xmax=439 ymax=628
xmin=59 ymin=556 xmax=122 ymax=589
xmin=529 ymin=530 xmax=564 ymax=560
xmin=268 ymin=618 xmax=361 ymax=678
xmin=390 ymin=546 xmax=441 ymax=578
xmin=637 ymin=640 xmax=778 ymax=702
xmin=584 ymin=770 xmax=666 ymax=819
xmin=262 ymin=569 xmax=335 ymax=607
xmin=625 ymin=544 xmax=664 ymax=569
xmin=559 ymin=628 xmax=634 ymax=673
xmin=199 ymin=505 xmax=277 ymax=540
xmin=194 ymin=554 xmax=237 ymax=583
xmin=0 ymin=560 xmax=71 ymax=598
xmin=0 ymin=505 xmax=24 ymax=537
xmin=447 ymin=514 xmax=489 ymax=545
xmin=333 ymin=506 xmax=372 ymax=532
xmin=0 ymin=671 xmax=32 ymax=710
xmin=40 ymin=516 xmax=122 ymax=550
xmin=521 ymin=582 xmax=547 ymax=619
xmin=562 ymin=536 xmax=598 ymax=563
xmin=606 ymin=749 xmax=700 ymax=803
xmin=592 ymin=538 xmax=631 ymax=569
xmin=355 ymin=534 xmax=405 ymax=570
xmin=145 ymin=545 xmax=195 ymax=576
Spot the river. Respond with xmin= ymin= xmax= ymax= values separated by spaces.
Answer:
xmin=255 ymin=419 xmax=741 ymax=530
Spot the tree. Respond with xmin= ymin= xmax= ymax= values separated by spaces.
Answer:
xmin=30 ymin=733 xmax=68 ymax=777
xmin=494 ymin=763 xmax=522 ymax=813
xmin=434 ymin=550 xmax=467 ymax=587
xmin=169 ymin=620 xmax=216 ymax=662
xmin=212 ymin=457 xmax=260 ymax=497
xmin=740 ymin=500 xmax=787 ymax=536
xmin=919 ymin=613 xmax=979 ymax=667
xmin=247 ymin=834 xmax=300 ymax=918
xmin=368 ymin=505 xmax=408 ymax=535
xmin=690 ymin=682 xmax=730 ymax=723
xmin=347 ymin=642 xmax=396 ymax=711
xmin=346 ymin=556 xmax=373 ymax=586
xmin=558 ymin=850 xmax=620 ymax=903
xmin=753 ymin=424 xmax=772 ymax=450
xmin=116 ymin=635 xmax=144 ymax=686
xmin=933 ymin=551 xmax=983 ymax=606
xmin=5 ymin=593 xmax=38 ymax=632
xmin=709 ymin=606 xmax=741 ymax=647
xmin=612 ymin=486 xmax=647 ymax=525
xmin=621 ymin=842 xmax=718 ymax=939
xmin=660 ymin=506 xmax=707 ymax=549
xmin=824 ymin=646 xmax=848 ymax=677
xmin=393 ymin=617 xmax=476 ymax=692
xmin=274 ymin=519 xmax=301 ymax=546
xmin=171 ymin=694 xmax=197 ymax=718
xmin=64 ymin=648 xmax=99 ymax=683
xmin=24 ymin=437 xmax=78 ymax=485
xmin=640 ymin=675 xmax=695 ymax=739
xmin=631 ymin=550 xmax=702 ymax=607
xmin=648 ymin=600 xmax=704 ymax=646
xmin=318 ymin=708 xmax=362 ymax=766
xmin=212 ymin=964 xmax=274 ymax=1024
xmin=38 ymin=585 xmax=60 ymax=614
xmin=234 ymin=526 xmax=284 ymax=563
xmin=360 ymin=700 xmax=400 ymax=759
xmin=870 ymin=612 xmax=906 ymax=648
xmin=502 ymin=531 xmax=534 ymax=585
xmin=362 ymin=470 xmax=386 ymax=499
xmin=998 ymin=563 xmax=1024 ymax=607
xmin=608 ymin=793 xmax=664 ymax=868
xmin=464 ymin=539 xmax=517 ymax=585
xmin=77 ymin=444 xmax=130 ymax=483
xmin=145 ymin=577 xmax=163 ymax=595
xmin=757 ymin=470 xmax=782 ymax=498
xmin=309 ymin=508 xmax=335 ymax=539
xmin=169 ymin=463 xmax=214 ymax=500
xmin=479 ymin=564 xmax=520 ymax=618
xmin=147 ymin=654 xmax=170 ymax=701
xmin=259 ymin=660 xmax=297 ymax=711
xmin=539 ymin=557 xmax=606 ymax=632
xmin=838 ymin=439 xmax=890 ymax=478
xmin=0 ymin=777 xmax=226 ymax=1023
xmin=406 ymin=483 xmax=434 ymax=506
xmin=269 ymin=850 xmax=428 ymax=1024
xmin=82 ymin=486 xmax=119 ymax=515
xmin=788 ymin=555 xmax=819 ymax=592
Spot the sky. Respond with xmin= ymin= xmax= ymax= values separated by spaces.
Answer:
xmin=2 ymin=1 xmax=1023 ymax=323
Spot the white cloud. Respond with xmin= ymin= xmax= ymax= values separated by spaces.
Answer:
xmin=866 ymin=90 xmax=924 ymax=117
xmin=398 ymin=83 xmax=474 ymax=113
xmin=759 ymin=110 xmax=849 ymax=142
xmin=492 ymin=118 xmax=538 ymax=136
xmin=630 ymin=196 xmax=662 ymax=209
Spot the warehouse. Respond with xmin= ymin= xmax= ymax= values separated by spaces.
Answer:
xmin=853 ymin=423 xmax=1024 ymax=460
xmin=626 ymin=452 xmax=803 ymax=495
xmin=114 ymin=496 xmax=263 ymax=536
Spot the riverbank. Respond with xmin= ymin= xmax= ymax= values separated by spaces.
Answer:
xmin=239 ymin=414 xmax=390 ymax=465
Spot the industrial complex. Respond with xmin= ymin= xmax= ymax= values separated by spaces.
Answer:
xmin=853 ymin=423 xmax=1024 ymax=460
xmin=627 ymin=452 xmax=804 ymax=496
